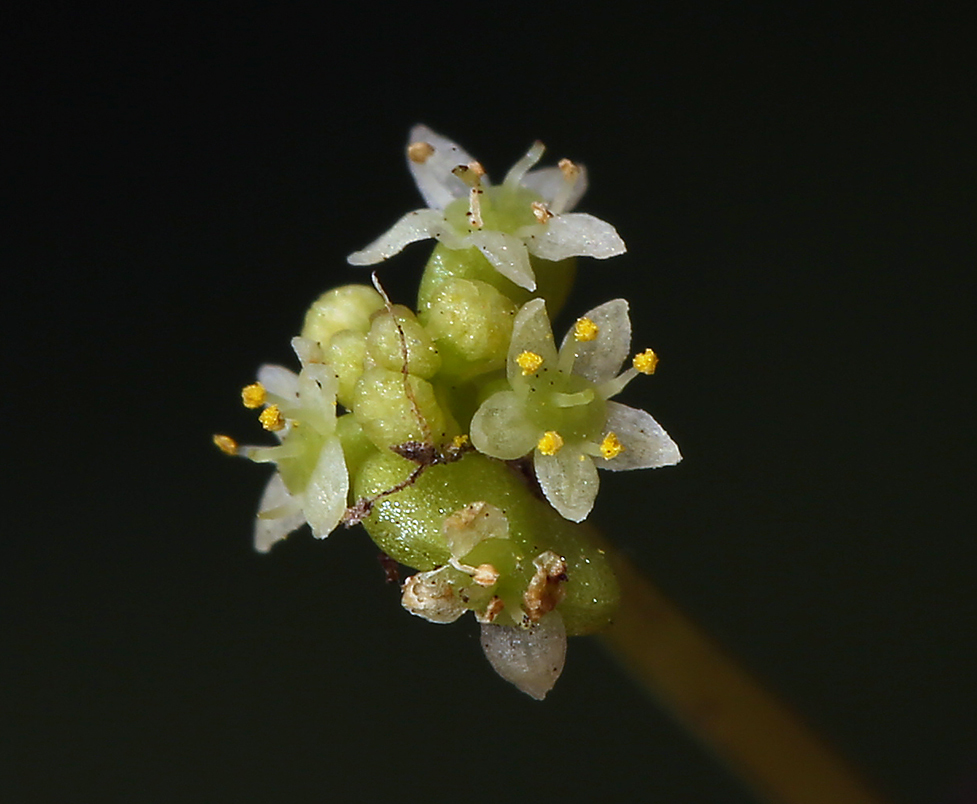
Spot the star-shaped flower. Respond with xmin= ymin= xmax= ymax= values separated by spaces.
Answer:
xmin=470 ymin=297 xmax=681 ymax=522
xmin=347 ymin=125 xmax=626 ymax=291
xmin=220 ymin=355 xmax=349 ymax=552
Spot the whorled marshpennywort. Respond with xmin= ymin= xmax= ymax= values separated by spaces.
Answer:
xmin=216 ymin=125 xmax=680 ymax=699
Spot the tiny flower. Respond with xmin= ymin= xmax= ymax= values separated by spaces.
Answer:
xmin=347 ymin=125 xmax=626 ymax=291
xmin=401 ymin=502 xmax=512 ymax=624
xmin=223 ymin=348 xmax=349 ymax=552
xmin=470 ymin=297 xmax=681 ymax=522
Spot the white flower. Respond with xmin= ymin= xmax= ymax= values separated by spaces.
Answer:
xmin=470 ymin=298 xmax=681 ymax=522
xmin=237 ymin=353 xmax=349 ymax=552
xmin=347 ymin=125 xmax=626 ymax=292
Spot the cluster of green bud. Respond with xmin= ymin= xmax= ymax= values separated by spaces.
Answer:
xmin=217 ymin=125 xmax=681 ymax=699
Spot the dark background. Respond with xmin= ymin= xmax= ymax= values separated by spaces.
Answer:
xmin=5 ymin=5 xmax=974 ymax=803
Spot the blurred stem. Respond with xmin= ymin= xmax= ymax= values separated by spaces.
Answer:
xmin=597 ymin=540 xmax=889 ymax=804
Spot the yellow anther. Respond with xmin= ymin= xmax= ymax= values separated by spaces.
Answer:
xmin=573 ymin=317 xmax=599 ymax=342
xmin=537 ymin=430 xmax=564 ymax=456
xmin=633 ymin=348 xmax=659 ymax=375
xmin=517 ymin=350 xmax=544 ymax=375
xmin=452 ymin=434 xmax=470 ymax=449
xmin=472 ymin=563 xmax=500 ymax=587
xmin=241 ymin=382 xmax=266 ymax=409
xmin=558 ymin=157 xmax=581 ymax=181
xmin=407 ymin=141 xmax=434 ymax=163
xmin=531 ymin=201 xmax=553 ymax=224
xmin=258 ymin=404 xmax=286 ymax=432
xmin=600 ymin=432 xmax=624 ymax=460
xmin=212 ymin=434 xmax=239 ymax=456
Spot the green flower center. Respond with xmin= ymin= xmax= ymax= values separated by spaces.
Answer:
xmin=522 ymin=370 xmax=606 ymax=444
xmin=443 ymin=184 xmax=542 ymax=234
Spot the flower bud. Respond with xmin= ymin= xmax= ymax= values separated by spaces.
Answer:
xmin=324 ymin=329 xmax=368 ymax=407
xmin=365 ymin=305 xmax=441 ymax=379
xmin=351 ymin=367 xmax=452 ymax=449
xmin=422 ymin=279 xmax=517 ymax=373
xmin=301 ymin=284 xmax=385 ymax=347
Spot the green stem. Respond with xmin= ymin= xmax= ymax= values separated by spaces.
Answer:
xmin=597 ymin=538 xmax=890 ymax=804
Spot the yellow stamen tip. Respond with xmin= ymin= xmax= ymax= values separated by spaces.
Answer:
xmin=633 ymin=348 xmax=659 ymax=375
xmin=407 ymin=141 xmax=434 ymax=163
xmin=531 ymin=201 xmax=553 ymax=224
xmin=212 ymin=434 xmax=239 ymax=456
xmin=258 ymin=404 xmax=286 ymax=432
xmin=573 ymin=317 xmax=599 ymax=342
xmin=517 ymin=350 xmax=544 ymax=375
xmin=452 ymin=434 xmax=470 ymax=449
xmin=241 ymin=382 xmax=266 ymax=409
xmin=537 ymin=430 xmax=564 ymax=456
xmin=558 ymin=158 xmax=581 ymax=181
xmin=600 ymin=432 xmax=624 ymax=460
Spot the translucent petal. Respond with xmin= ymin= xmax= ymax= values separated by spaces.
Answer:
xmin=297 ymin=364 xmax=339 ymax=433
xmin=257 ymin=364 xmax=299 ymax=400
xmin=402 ymin=566 xmax=467 ymax=624
xmin=443 ymin=502 xmax=510 ymax=559
xmin=347 ymin=208 xmax=448 ymax=265
xmin=480 ymin=611 xmax=567 ymax=700
xmin=534 ymin=447 xmax=600 ymax=522
xmin=302 ymin=437 xmax=349 ymax=539
xmin=467 ymin=230 xmax=536 ymax=291
xmin=254 ymin=473 xmax=305 ymax=553
xmin=290 ymin=335 xmax=323 ymax=367
xmin=559 ymin=298 xmax=631 ymax=385
xmin=470 ymin=391 xmax=538 ymax=460
xmin=594 ymin=402 xmax=682 ymax=471
xmin=520 ymin=164 xmax=589 ymax=212
xmin=507 ymin=298 xmax=559 ymax=387
xmin=524 ymin=212 xmax=626 ymax=262
xmin=407 ymin=124 xmax=482 ymax=210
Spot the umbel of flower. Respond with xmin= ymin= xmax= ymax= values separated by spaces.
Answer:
xmin=471 ymin=297 xmax=681 ymax=522
xmin=347 ymin=125 xmax=626 ymax=294
xmin=215 ymin=356 xmax=349 ymax=552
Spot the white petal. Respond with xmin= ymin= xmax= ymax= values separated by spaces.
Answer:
xmin=254 ymin=473 xmax=305 ymax=552
xmin=257 ymin=364 xmax=299 ymax=400
xmin=467 ymin=230 xmax=536 ymax=291
xmin=347 ymin=209 xmax=448 ymax=265
xmin=520 ymin=164 xmax=589 ymax=212
xmin=291 ymin=336 xmax=324 ymax=367
xmin=443 ymin=502 xmax=510 ymax=559
xmin=524 ymin=213 xmax=626 ymax=262
xmin=297 ymin=364 xmax=339 ymax=432
xmin=534 ymin=448 xmax=600 ymax=522
xmin=594 ymin=402 xmax=682 ymax=471
xmin=301 ymin=437 xmax=349 ymax=538
xmin=480 ymin=611 xmax=567 ymax=700
xmin=508 ymin=298 xmax=559 ymax=385
xmin=407 ymin=124 xmax=482 ymax=210
xmin=402 ymin=566 xmax=467 ymax=624
xmin=470 ymin=390 xmax=539 ymax=460
xmin=559 ymin=298 xmax=631 ymax=385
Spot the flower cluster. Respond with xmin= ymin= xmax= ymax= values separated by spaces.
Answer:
xmin=217 ymin=125 xmax=681 ymax=699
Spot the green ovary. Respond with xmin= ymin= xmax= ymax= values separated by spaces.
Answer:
xmin=275 ymin=428 xmax=327 ymax=496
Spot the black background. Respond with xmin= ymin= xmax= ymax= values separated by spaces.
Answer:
xmin=5 ymin=5 xmax=975 ymax=803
